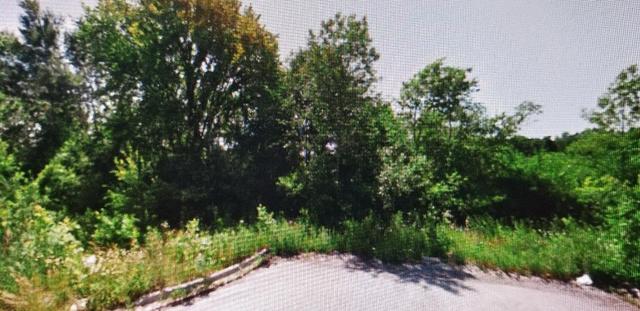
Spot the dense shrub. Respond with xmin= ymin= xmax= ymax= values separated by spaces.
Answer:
xmin=34 ymin=135 xmax=92 ymax=214
xmin=0 ymin=143 xmax=84 ymax=310
xmin=338 ymin=212 xmax=447 ymax=263
xmin=598 ymin=179 xmax=640 ymax=283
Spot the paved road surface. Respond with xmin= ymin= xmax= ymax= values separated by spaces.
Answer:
xmin=167 ymin=254 xmax=637 ymax=311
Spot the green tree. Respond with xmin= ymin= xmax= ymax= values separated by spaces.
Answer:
xmin=69 ymin=0 xmax=291 ymax=224
xmin=400 ymin=58 xmax=478 ymax=143
xmin=281 ymin=14 xmax=388 ymax=224
xmin=399 ymin=60 xmax=541 ymax=222
xmin=0 ymin=0 xmax=83 ymax=173
xmin=581 ymin=65 xmax=640 ymax=187
xmin=490 ymin=101 xmax=543 ymax=139
xmin=586 ymin=65 xmax=640 ymax=132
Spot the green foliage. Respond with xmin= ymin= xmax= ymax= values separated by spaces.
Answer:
xmin=2 ymin=1 xmax=640 ymax=308
xmin=69 ymin=0 xmax=291 ymax=224
xmin=501 ymin=129 xmax=639 ymax=222
xmin=256 ymin=204 xmax=276 ymax=232
xmin=1 ymin=204 xmax=638 ymax=310
xmin=338 ymin=214 xmax=380 ymax=257
xmin=34 ymin=136 xmax=92 ymax=214
xmin=338 ymin=212 xmax=447 ymax=263
xmin=566 ymin=129 xmax=640 ymax=183
xmin=91 ymin=210 xmax=140 ymax=248
xmin=0 ymin=141 xmax=84 ymax=301
xmin=256 ymin=205 xmax=335 ymax=256
xmin=377 ymin=150 xmax=434 ymax=212
xmin=515 ymin=151 xmax=596 ymax=190
xmin=586 ymin=64 xmax=640 ymax=132
xmin=5 ymin=206 xmax=335 ymax=310
xmin=490 ymin=101 xmax=543 ymax=139
xmin=593 ymin=178 xmax=640 ymax=282
xmin=374 ymin=213 xmax=432 ymax=263
xmin=400 ymin=58 xmax=478 ymax=134
xmin=0 ymin=141 xmax=25 ymax=197
xmin=575 ymin=176 xmax=626 ymax=222
xmin=283 ymin=13 xmax=388 ymax=225
xmin=0 ymin=1 xmax=83 ymax=173
xmin=397 ymin=60 xmax=540 ymax=223
xmin=105 ymin=149 xmax=157 ymax=227
xmin=443 ymin=218 xmax=615 ymax=281
xmin=497 ymin=147 xmax=598 ymax=221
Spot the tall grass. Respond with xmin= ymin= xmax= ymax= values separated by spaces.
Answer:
xmin=1 ymin=210 xmax=335 ymax=311
xmin=78 ymin=219 xmax=335 ymax=309
xmin=440 ymin=218 xmax=626 ymax=283
xmin=2 ymin=211 xmax=633 ymax=311
xmin=337 ymin=212 xmax=447 ymax=263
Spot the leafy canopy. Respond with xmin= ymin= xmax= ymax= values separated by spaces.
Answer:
xmin=586 ymin=64 xmax=640 ymax=132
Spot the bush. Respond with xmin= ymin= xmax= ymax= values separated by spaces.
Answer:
xmin=375 ymin=213 xmax=430 ymax=263
xmin=573 ymin=175 xmax=640 ymax=284
xmin=338 ymin=214 xmax=380 ymax=258
xmin=34 ymin=136 xmax=92 ymax=215
xmin=75 ymin=206 xmax=337 ymax=310
xmin=91 ymin=209 xmax=140 ymax=248
xmin=1 ymin=202 xmax=637 ymax=310
xmin=603 ymin=179 xmax=640 ymax=283
xmin=337 ymin=212 xmax=446 ymax=262
xmin=1 ymin=141 xmax=84 ymax=292
xmin=104 ymin=149 xmax=159 ymax=229
xmin=0 ymin=191 xmax=84 ymax=310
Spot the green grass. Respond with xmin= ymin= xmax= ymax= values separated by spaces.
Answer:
xmin=78 ymin=219 xmax=335 ymax=310
xmin=336 ymin=213 xmax=447 ymax=263
xmin=0 ymin=217 xmax=335 ymax=311
xmin=1 ymin=213 xmax=634 ymax=311
xmin=439 ymin=218 xmax=627 ymax=284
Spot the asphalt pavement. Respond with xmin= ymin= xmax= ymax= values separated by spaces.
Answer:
xmin=167 ymin=254 xmax=638 ymax=311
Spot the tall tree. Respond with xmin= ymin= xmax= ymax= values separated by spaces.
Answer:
xmin=586 ymin=64 xmax=640 ymax=132
xmin=0 ymin=0 xmax=83 ymax=173
xmin=399 ymin=59 xmax=484 ymax=176
xmin=583 ymin=65 xmax=640 ymax=184
xmin=400 ymin=58 xmax=478 ymax=143
xmin=69 ymin=0 xmax=291 ymax=224
xmin=282 ymin=14 xmax=387 ymax=224
xmin=399 ymin=60 xmax=541 ymax=222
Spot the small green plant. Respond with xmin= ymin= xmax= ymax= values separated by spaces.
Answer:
xmin=91 ymin=209 xmax=140 ymax=247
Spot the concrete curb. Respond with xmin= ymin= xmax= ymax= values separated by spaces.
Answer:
xmin=134 ymin=248 xmax=270 ymax=310
xmin=81 ymin=248 xmax=270 ymax=311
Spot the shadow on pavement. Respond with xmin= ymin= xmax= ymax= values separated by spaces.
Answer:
xmin=342 ymin=255 xmax=475 ymax=295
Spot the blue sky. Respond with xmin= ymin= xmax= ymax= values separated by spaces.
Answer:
xmin=2 ymin=0 xmax=640 ymax=137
